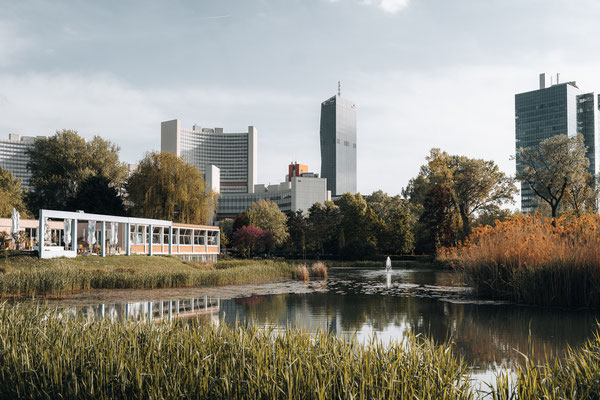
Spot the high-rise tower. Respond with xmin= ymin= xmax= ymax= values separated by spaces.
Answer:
xmin=161 ymin=119 xmax=258 ymax=194
xmin=319 ymin=83 xmax=357 ymax=197
xmin=515 ymin=73 xmax=600 ymax=212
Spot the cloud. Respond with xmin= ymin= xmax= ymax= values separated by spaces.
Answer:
xmin=0 ymin=72 xmax=318 ymax=186
xmin=361 ymin=0 xmax=410 ymax=13
xmin=0 ymin=21 xmax=32 ymax=66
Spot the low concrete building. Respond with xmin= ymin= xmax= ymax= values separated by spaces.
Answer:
xmin=216 ymin=163 xmax=331 ymax=219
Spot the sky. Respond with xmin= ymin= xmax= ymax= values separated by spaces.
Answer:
xmin=2 ymin=0 xmax=600 ymax=197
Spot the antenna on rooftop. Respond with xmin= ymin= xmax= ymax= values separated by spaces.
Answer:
xmin=557 ymin=73 xmax=560 ymax=84
xmin=338 ymin=81 xmax=341 ymax=96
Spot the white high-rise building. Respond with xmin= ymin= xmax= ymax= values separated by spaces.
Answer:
xmin=0 ymin=134 xmax=41 ymax=190
xmin=161 ymin=119 xmax=257 ymax=194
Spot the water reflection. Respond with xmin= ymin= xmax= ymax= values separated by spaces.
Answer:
xmin=60 ymin=267 xmax=600 ymax=373
xmin=65 ymin=296 xmax=220 ymax=323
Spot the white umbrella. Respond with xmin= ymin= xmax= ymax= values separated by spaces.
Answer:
xmin=44 ymin=218 xmax=51 ymax=245
xmin=64 ymin=219 xmax=72 ymax=248
xmin=11 ymin=208 xmax=19 ymax=239
xmin=87 ymin=221 xmax=97 ymax=245
xmin=133 ymin=224 xmax=140 ymax=245
xmin=110 ymin=222 xmax=118 ymax=246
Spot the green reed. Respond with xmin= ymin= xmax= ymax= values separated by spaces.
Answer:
xmin=0 ymin=302 xmax=474 ymax=400
xmin=489 ymin=330 xmax=600 ymax=399
xmin=0 ymin=256 xmax=296 ymax=298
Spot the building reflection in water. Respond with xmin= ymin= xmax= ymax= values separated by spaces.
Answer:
xmin=68 ymin=296 xmax=221 ymax=323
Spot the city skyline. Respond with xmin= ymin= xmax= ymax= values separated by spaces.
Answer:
xmin=2 ymin=1 xmax=600 ymax=198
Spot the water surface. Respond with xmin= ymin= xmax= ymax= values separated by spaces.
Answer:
xmin=45 ymin=265 xmax=600 ymax=375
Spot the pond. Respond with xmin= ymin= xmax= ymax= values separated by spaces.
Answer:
xmin=43 ymin=264 xmax=600 ymax=379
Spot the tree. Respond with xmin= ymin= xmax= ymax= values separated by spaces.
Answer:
xmin=246 ymin=199 xmax=289 ymax=247
xmin=562 ymin=172 xmax=598 ymax=216
xmin=307 ymin=201 xmax=340 ymax=255
xmin=451 ymin=156 xmax=516 ymax=237
xmin=0 ymin=167 xmax=28 ymax=218
xmin=473 ymin=205 xmax=517 ymax=228
xmin=232 ymin=213 xmax=250 ymax=235
xmin=405 ymin=149 xmax=516 ymax=249
xmin=68 ymin=176 xmax=125 ymax=215
xmin=232 ymin=225 xmax=268 ymax=258
xmin=366 ymin=191 xmax=415 ymax=254
xmin=516 ymin=134 xmax=589 ymax=219
xmin=285 ymin=211 xmax=308 ymax=257
xmin=418 ymin=184 xmax=461 ymax=253
xmin=126 ymin=152 xmax=217 ymax=224
xmin=27 ymin=130 xmax=127 ymax=212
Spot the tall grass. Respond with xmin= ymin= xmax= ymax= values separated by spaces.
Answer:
xmin=438 ymin=214 xmax=600 ymax=307
xmin=0 ymin=256 xmax=296 ymax=298
xmin=491 ymin=330 xmax=600 ymax=399
xmin=296 ymin=263 xmax=309 ymax=281
xmin=310 ymin=262 xmax=328 ymax=279
xmin=0 ymin=303 xmax=475 ymax=399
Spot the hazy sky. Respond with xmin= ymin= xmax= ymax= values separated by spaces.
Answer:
xmin=2 ymin=0 xmax=600 ymax=196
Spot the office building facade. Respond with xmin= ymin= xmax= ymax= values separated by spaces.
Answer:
xmin=515 ymin=74 xmax=600 ymax=212
xmin=0 ymin=134 xmax=40 ymax=190
xmin=217 ymin=164 xmax=331 ymax=219
xmin=161 ymin=119 xmax=257 ymax=194
xmin=320 ymin=85 xmax=357 ymax=197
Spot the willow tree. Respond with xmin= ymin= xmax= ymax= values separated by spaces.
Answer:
xmin=0 ymin=167 xmax=29 ymax=218
xmin=126 ymin=152 xmax=217 ymax=224
xmin=517 ymin=134 xmax=589 ymax=219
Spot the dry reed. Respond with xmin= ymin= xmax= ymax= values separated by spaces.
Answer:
xmin=296 ymin=264 xmax=309 ymax=281
xmin=438 ymin=214 xmax=600 ymax=307
xmin=310 ymin=262 xmax=328 ymax=279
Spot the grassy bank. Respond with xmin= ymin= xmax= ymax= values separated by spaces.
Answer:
xmin=0 ymin=303 xmax=474 ymax=399
xmin=438 ymin=215 xmax=600 ymax=307
xmin=0 ymin=254 xmax=296 ymax=298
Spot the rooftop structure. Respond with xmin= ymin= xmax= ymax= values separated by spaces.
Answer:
xmin=217 ymin=164 xmax=330 ymax=219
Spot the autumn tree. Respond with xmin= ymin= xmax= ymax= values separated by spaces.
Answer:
xmin=246 ymin=199 xmax=289 ymax=247
xmin=27 ymin=130 xmax=126 ymax=212
xmin=516 ymin=134 xmax=589 ymax=219
xmin=0 ymin=167 xmax=29 ymax=218
xmin=405 ymin=149 xmax=516 ymax=249
xmin=126 ymin=152 xmax=217 ymax=224
xmin=232 ymin=225 xmax=268 ymax=258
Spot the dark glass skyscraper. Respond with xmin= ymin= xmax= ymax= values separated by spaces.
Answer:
xmin=320 ymin=85 xmax=357 ymax=196
xmin=515 ymin=74 xmax=599 ymax=212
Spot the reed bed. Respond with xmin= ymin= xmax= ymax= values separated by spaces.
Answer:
xmin=296 ymin=263 xmax=309 ymax=281
xmin=0 ymin=256 xmax=296 ymax=298
xmin=0 ymin=303 xmax=475 ymax=399
xmin=491 ymin=330 xmax=600 ymax=399
xmin=310 ymin=262 xmax=328 ymax=279
xmin=438 ymin=214 xmax=600 ymax=307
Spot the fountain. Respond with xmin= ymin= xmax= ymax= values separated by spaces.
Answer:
xmin=385 ymin=256 xmax=392 ymax=271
